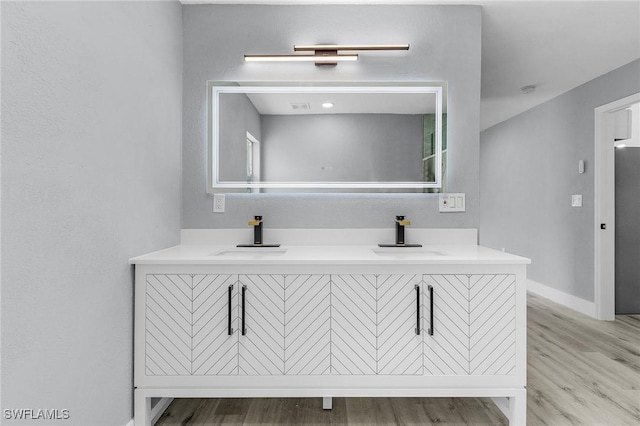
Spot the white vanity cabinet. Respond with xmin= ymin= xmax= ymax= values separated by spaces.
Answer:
xmin=377 ymin=274 xmax=424 ymax=375
xmin=423 ymin=274 xmax=517 ymax=376
xmin=331 ymin=274 xmax=378 ymax=375
xmin=144 ymin=274 xmax=331 ymax=378
xmin=283 ymin=274 xmax=331 ymax=375
xmin=132 ymin=244 xmax=529 ymax=426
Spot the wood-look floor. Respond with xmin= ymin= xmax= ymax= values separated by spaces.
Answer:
xmin=155 ymin=294 xmax=640 ymax=425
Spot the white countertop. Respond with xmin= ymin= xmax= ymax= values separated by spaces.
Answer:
xmin=129 ymin=244 xmax=531 ymax=265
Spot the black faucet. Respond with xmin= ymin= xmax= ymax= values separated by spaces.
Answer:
xmin=236 ymin=216 xmax=281 ymax=248
xmin=249 ymin=215 xmax=263 ymax=245
xmin=378 ymin=215 xmax=422 ymax=247
xmin=395 ymin=215 xmax=410 ymax=245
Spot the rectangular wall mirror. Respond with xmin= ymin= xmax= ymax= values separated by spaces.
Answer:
xmin=207 ymin=82 xmax=447 ymax=193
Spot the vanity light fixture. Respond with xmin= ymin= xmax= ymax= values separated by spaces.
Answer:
xmin=244 ymin=44 xmax=410 ymax=66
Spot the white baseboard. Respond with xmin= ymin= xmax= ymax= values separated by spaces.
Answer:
xmin=126 ymin=397 xmax=174 ymax=426
xmin=527 ymin=279 xmax=597 ymax=318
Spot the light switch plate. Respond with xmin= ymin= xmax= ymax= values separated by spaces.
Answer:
xmin=571 ymin=194 xmax=582 ymax=207
xmin=439 ymin=193 xmax=466 ymax=212
xmin=213 ymin=194 xmax=225 ymax=213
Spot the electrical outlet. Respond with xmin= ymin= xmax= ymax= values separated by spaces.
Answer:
xmin=213 ymin=194 xmax=225 ymax=213
xmin=439 ymin=193 xmax=466 ymax=212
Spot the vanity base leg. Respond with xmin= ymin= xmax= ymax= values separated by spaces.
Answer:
xmin=491 ymin=390 xmax=526 ymax=426
xmin=134 ymin=389 xmax=151 ymax=426
xmin=322 ymin=396 xmax=332 ymax=410
xmin=508 ymin=390 xmax=526 ymax=426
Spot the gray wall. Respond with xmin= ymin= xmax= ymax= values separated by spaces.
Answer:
xmin=1 ymin=2 xmax=182 ymax=424
xmin=261 ymin=114 xmax=423 ymax=183
xmin=615 ymin=147 xmax=640 ymax=313
xmin=480 ymin=60 xmax=640 ymax=302
xmin=219 ymin=93 xmax=261 ymax=182
xmin=183 ymin=4 xmax=481 ymax=229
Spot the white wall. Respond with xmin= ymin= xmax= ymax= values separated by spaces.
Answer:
xmin=1 ymin=2 xmax=182 ymax=424
xmin=183 ymin=4 xmax=481 ymax=229
xmin=480 ymin=60 xmax=640 ymax=303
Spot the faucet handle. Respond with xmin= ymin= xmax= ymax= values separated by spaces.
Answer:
xmin=396 ymin=219 xmax=411 ymax=226
xmin=249 ymin=216 xmax=262 ymax=226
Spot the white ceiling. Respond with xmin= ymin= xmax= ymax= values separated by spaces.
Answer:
xmin=183 ymin=0 xmax=640 ymax=130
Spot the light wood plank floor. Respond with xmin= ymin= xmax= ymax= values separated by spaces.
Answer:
xmin=155 ymin=293 xmax=640 ymax=425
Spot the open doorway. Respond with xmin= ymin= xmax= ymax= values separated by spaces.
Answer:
xmin=594 ymin=93 xmax=640 ymax=320
xmin=246 ymin=131 xmax=261 ymax=193
xmin=614 ymin=103 xmax=640 ymax=314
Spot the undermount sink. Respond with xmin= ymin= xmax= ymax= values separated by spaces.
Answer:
xmin=371 ymin=247 xmax=446 ymax=257
xmin=211 ymin=248 xmax=287 ymax=257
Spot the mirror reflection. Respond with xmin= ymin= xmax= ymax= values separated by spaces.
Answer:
xmin=209 ymin=84 xmax=446 ymax=193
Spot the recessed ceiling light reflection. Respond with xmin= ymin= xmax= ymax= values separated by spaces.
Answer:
xmin=322 ymin=102 xmax=334 ymax=109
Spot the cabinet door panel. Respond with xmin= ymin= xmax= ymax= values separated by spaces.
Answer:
xmin=423 ymin=275 xmax=470 ymax=376
xmin=285 ymin=275 xmax=331 ymax=375
xmin=377 ymin=274 xmax=423 ymax=375
xmin=332 ymin=275 xmax=377 ymax=375
xmin=145 ymin=274 xmax=192 ymax=376
xmin=239 ymin=275 xmax=285 ymax=375
xmin=469 ymin=274 xmax=516 ymax=375
xmin=192 ymin=274 xmax=238 ymax=375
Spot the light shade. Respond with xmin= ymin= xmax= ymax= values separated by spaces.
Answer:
xmin=244 ymin=43 xmax=409 ymax=66
xmin=244 ymin=54 xmax=358 ymax=63
xmin=294 ymin=44 xmax=410 ymax=51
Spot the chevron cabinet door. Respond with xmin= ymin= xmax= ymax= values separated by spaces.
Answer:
xmin=469 ymin=274 xmax=516 ymax=376
xmin=331 ymin=275 xmax=377 ymax=375
xmin=377 ymin=274 xmax=424 ymax=375
xmin=284 ymin=275 xmax=331 ymax=375
xmin=145 ymin=274 xmax=193 ymax=376
xmin=192 ymin=274 xmax=239 ymax=376
xmin=423 ymin=275 xmax=470 ymax=376
xmin=238 ymin=275 xmax=286 ymax=375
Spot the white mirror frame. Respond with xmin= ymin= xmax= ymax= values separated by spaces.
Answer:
xmin=207 ymin=82 xmax=444 ymax=193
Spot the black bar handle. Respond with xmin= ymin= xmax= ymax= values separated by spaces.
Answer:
xmin=241 ymin=285 xmax=247 ymax=336
xmin=228 ymin=284 xmax=234 ymax=336
xmin=415 ymin=284 xmax=421 ymax=335
xmin=428 ymin=285 xmax=434 ymax=336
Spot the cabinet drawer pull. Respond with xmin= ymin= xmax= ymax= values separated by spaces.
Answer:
xmin=428 ymin=285 xmax=434 ymax=336
xmin=241 ymin=285 xmax=247 ymax=336
xmin=415 ymin=284 xmax=421 ymax=335
xmin=228 ymin=284 xmax=234 ymax=336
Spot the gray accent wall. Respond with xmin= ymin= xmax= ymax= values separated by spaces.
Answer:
xmin=219 ymin=93 xmax=261 ymax=182
xmin=1 ymin=2 xmax=183 ymax=424
xmin=261 ymin=114 xmax=423 ymax=183
xmin=183 ymin=4 xmax=481 ymax=229
xmin=615 ymin=147 xmax=640 ymax=314
xmin=480 ymin=60 xmax=640 ymax=302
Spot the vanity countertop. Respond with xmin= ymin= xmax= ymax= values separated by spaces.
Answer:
xmin=129 ymin=244 xmax=530 ymax=265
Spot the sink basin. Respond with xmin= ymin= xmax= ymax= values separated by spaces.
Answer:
xmin=371 ymin=247 xmax=446 ymax=257
xmin=211 ymin=248 xmax=287 ymax=257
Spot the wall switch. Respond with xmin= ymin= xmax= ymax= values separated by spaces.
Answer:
xmin=439 ymin=193 xmax=466 ymax=212
xmin=213 ymin=194 xmax=225 ymax=213
xmin=571 ymin=194 xmax=582 ymax=207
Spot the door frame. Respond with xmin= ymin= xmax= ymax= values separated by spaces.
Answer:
xmin=594 ymin=92 xmax=640 ymax=320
